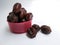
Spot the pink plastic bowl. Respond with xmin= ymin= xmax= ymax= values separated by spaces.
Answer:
xmin=7 ymin=20 xmax=32 ymax=34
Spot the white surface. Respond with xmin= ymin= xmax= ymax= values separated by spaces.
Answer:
xmin=0 ymin=0 xmax=60 ymax=45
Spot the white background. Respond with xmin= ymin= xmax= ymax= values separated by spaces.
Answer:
xmin=0 ymin=0 xmax=60 ymax=45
